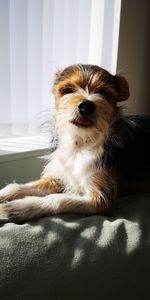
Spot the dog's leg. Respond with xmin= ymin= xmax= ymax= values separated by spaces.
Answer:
xmin=0 ymin=177 xmax=64 ymax=203
xmin=0 ymin=190 xmax=111 ymax=223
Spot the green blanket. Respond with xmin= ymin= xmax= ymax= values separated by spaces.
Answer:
xmin=0 ymin=194 xmax=150 ymax=300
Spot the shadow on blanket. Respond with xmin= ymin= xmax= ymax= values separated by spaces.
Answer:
xmin=0 ymin=193 xmax=150 ymax=300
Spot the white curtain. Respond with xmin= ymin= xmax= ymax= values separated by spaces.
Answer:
xmin=0 ymin=0 xmax=121 ymax=137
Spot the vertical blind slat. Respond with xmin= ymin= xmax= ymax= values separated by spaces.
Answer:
xmin=76 ymin=0 xmax=92 ymax=64
xmin=10 ymin=0 xmax=28 ymax=135
xmin=42 ymin=0 xmax=55 ymax=110
xmin=89 ymin=0 xmax=105 ymax=67
xmin=27 ymin=0 xmax=43 ymax=134
xmin=110 ymin=0 xmax=122 ymax=73
xmin=52 ymin=0 xmax=66 ymax=70
xmin=62 ymin=0 xmax=80 ymax=67
xmin=0 ymin=0 xmax=11 ymax=136
xmin=101 ymin=0 xmax=121 ymax=73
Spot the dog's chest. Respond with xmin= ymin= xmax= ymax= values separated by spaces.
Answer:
xmin=59 ymin=149 xmax=98 ymax=194
xmin=45 ymin=147 xmax=102 ymax=195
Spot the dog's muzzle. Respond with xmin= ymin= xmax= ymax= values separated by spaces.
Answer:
xmin=78 ymin=100 xmax=96 ymax=117
xmin=71 ymin=100 xmax=96 ymax=127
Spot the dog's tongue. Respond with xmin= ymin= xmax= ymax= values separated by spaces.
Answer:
xmin=77 ymin=118 xmax=92 ymax=126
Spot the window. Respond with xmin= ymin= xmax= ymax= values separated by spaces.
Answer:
xmin=0 ymin=0 xmax=121 ymax=155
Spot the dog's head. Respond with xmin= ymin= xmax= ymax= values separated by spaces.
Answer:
xmin=52 ymin=64 xmax=129 ymax=147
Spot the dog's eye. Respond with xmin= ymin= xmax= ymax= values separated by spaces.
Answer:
xmin=59 ymin=87 xmax=75 ymax=95
xmin=96 ymin=89 xmax=112 ymax=100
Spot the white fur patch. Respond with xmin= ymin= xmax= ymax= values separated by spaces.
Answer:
xmin=43 ymin=135 xmax=103 ymax=196
xmin=0 ymin=183 xmax=20 ymax=201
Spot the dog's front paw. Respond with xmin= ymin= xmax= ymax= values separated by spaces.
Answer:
xmin=0 ymin=198 xmax=34 ymax=224
xmin=0 ymin=202 xmax=21 ymax=223
xmin=0 ymin=184 xmax=21 ymax=203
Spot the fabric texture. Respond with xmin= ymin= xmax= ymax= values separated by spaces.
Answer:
xmin=0 ymin=194 xmax=150 ymax=300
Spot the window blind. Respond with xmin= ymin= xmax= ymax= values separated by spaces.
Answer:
xmin=0 ymin=0 xmax=121 ymax=138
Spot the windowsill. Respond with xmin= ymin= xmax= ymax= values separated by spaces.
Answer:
xmin=0 ymin=135 xmax=50 ymax=163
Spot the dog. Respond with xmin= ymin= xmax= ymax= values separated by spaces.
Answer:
xmin=0 ymin=64 xmax=150 ymax=223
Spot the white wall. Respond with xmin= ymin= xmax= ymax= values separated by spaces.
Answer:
xmin=117 ymin=0 xmax=150 ymax=114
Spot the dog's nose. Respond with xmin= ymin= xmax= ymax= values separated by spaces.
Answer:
xmin=78 ymin=100 xmax=96 ymax=116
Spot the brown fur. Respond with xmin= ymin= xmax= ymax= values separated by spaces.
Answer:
xmin=33 ymin=177 xmax=64 ymax=194
xmin=0 ymin=64 xmax=131 ymax=223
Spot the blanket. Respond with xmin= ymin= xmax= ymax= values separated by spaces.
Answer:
xmin=0 ymin=193 xmax=150 ymax=300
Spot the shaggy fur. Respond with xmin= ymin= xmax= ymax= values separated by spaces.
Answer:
xmin=0 ymin=64 xmax=150 ymax=223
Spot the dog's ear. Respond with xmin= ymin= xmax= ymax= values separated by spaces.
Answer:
xmin=113 ymin=75 xmax=130 ymax=102
xmin=54 ymin=69 xmax=62 ymax=82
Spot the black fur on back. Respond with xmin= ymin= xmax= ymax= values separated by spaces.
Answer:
xmin=102 ymin=115 xmax=150 ymax=182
